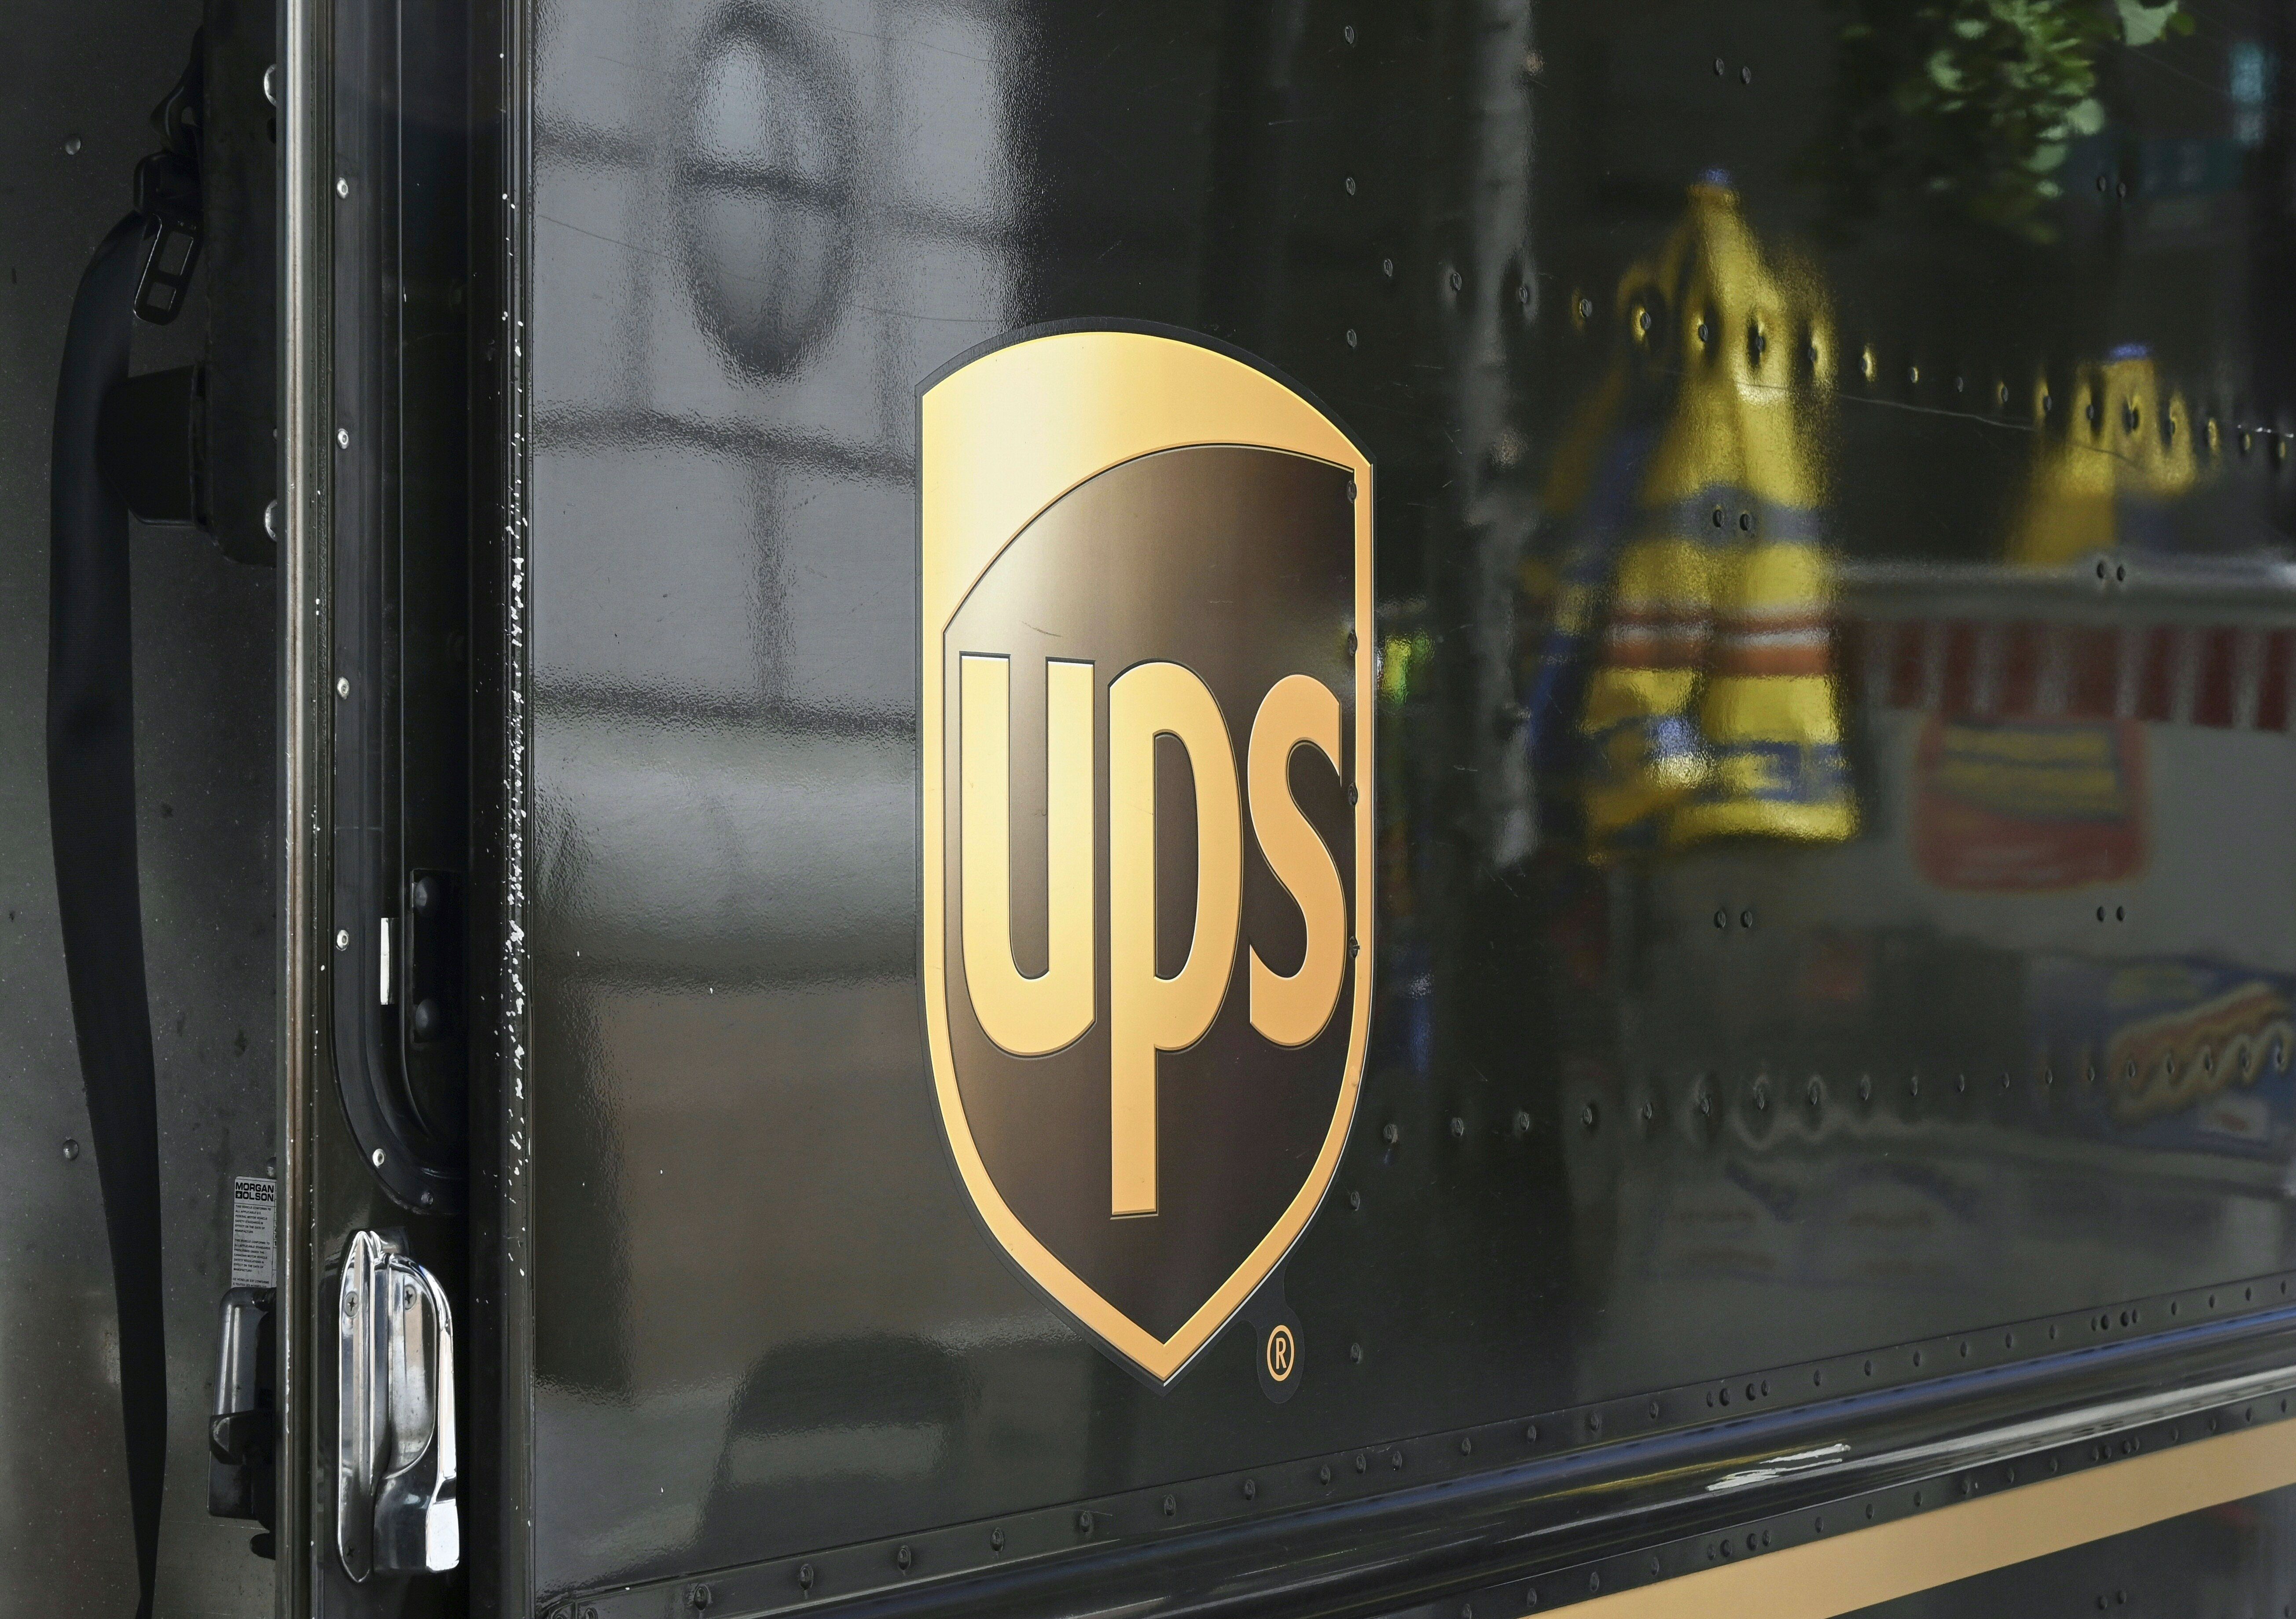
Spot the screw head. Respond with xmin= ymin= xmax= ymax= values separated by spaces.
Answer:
xmin=336 ymin=676 xmax=350 ymax=698
xmin=336 ymin=427 xmax=350 ymax=449
xmin=335 ymin=928 xmax=350 ymax=950
xmin=370 ymin=1148 xmax=385 ymax=1168
xmin=336 ymin=176 xmax=350 ymax=198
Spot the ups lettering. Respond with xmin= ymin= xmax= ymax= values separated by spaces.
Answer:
xmin=958 ymin=654 xmax=1347 ymax=1216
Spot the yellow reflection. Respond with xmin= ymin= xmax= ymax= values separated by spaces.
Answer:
xmin=2009 ymin=346 xmax=2201 ymax=567
xmin=1551 ymin=180 xmax=1855 ymax=856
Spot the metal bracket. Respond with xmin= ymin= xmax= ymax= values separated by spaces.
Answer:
xmin=207 ymin=1284 xmax=275 ymax=1547
xmin=335 ymin=1231 xmax=459 ymax=1580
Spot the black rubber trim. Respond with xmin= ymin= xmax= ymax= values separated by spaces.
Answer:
xmin=48 ymin=210 xmax=166 ymax=1619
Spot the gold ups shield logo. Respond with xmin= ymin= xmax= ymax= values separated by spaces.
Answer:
xmin=921 ymin=328 xmax=1373 ymax=1384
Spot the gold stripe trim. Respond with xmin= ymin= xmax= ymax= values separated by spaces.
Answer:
xmin=1572 ymin=1417 xmax=2296 ymax=1619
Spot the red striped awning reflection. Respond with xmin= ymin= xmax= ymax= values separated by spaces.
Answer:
xmin=1851 ymin=621 xmax=2296 ymax=732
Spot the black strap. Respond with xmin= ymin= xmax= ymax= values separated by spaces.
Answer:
xmin=49 ymin=210 xmax=166 ymax=1619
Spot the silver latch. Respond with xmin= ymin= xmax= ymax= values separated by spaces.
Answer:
xmin=336 ymin=1231 xmax=459 ymax=1579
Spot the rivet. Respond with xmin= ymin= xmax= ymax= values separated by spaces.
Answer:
xmin=1460 ymin=1436 xmax=1473 ymax=1456
xmin=1381 ymin=1122 xmax=1399 ymax=1146
xmin=1380 ymin=258 xmax=1395 ymax=280
xmin=336 ymin=675 xmax=351 ymax=698
xmin=1348 ymin=1189 xmax=1362 ymax=1211
xmin=1450 ymin=1116 xmax=1465 ymax=1139
xmin=1739 ymin=907 xmax=1754 ymax=926
xmin=896 ymin=1545 xmax=912 ymax=1572
xmin=991 ymin=1527 xmax=1005 ymax=1550
xmin=1355 ymin=1451 xmax=1368 ymax=1472
xmin=1162 ymin=1494 xmax=1177 ymax=1515
xmin=1449 ymin=269 xmax=1462 ymax=292
xmin=1392 ymin=1448 xmax=1405 ymax=1469
xmin=1637 ymin=308 xmax=1653 ymax=335
xmin=63 ymin=135 xmax=83 ymax=156
xmin=1077 ymin=1509 xmax=1095 ymax=1532
xmin=370 ymin=1148 xmax=385 ymax=1168
xmin=1998 ymin=382 xmax=2010 ymax=405
xmin=1648 ymin=1398 xmax=1660 ymax=1418
xmin=1713 ymin=56 xmax=1726 ymax=75
xmin=1343 ymin=23 xmax=1356 ymax=43
xmin=798 ymin=1563 xmax=814 ymax=1589
xmin=61 ymin=1139 xmax=79 ymax=1162
xmin=1513 ymin=1110 xmax=1532 ymax=1136
xmin=1350 ymin=1342 xmax=1363 ymax=1363
xmin=1241 ymin=1479 xmax=1256 ymax=1501
xmin=1345 ymin=329 xmax=1358 ymax=349
xmin=1587 ymin=1412 xmax=1603 ymax=1434
xmin=1319 ymin=1464 xmax=1332 ymax=1485
xmin=335 ymin=928 xmax=351 ymax=950
xmin=1576 ymin=297 xmax=1593 ymax=321
xmin=1582 ymin=1102 xmax=1598 ymax=1130
xmin=336 ymin=427 xmax=350 ymax=449
xmin=1697 ymin=320 xmax=1712 ymax=344
xmin=687 ymin=1583 xmax=712 ymax=1610
xmin=336 ymin=176 xmax=350 ymax=198
xmin=1739 ymin=64 xmax=1752 ymax=84
xmin=1343 ymin=175 xmax=1357 ymax=196
xmin=1524 ymin=1423 xmax=1540 ymax=1442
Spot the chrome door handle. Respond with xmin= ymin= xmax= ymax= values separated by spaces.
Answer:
xmin=336 ymin=1231 xmax=459 ymax=1579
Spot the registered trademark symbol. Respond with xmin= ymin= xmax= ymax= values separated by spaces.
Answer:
xmin=1266 ymin=1323 xmax=1297 ymax=1382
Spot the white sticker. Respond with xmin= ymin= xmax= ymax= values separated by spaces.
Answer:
xmin=230 ymin=1177 xmax=277 ymax=1290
